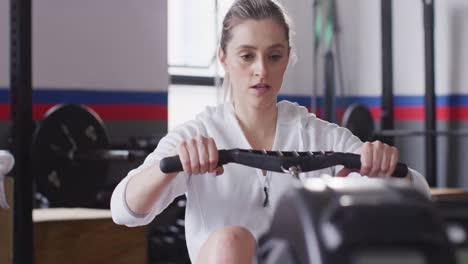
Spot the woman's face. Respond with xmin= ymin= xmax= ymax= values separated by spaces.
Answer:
xmin=220 ymin=18 xmax=289 ymax=110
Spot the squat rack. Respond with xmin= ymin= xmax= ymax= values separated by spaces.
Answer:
xmin=10 ymin=0 xmax=34 ymax=263
xmin=380 ymin=0 xmax=437 ymax=186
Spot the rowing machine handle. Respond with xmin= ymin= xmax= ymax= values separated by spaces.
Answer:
xmin=159 ymin=149 xmax=408 ymax=178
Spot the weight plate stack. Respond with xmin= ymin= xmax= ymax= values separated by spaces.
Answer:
xmin=32 ymin=104 xmax=110 ymax=208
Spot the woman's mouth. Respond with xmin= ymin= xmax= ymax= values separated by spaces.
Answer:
xmin=250 ymin=84 xmax=272 ymax=95
xmin=251 ymin=84 xmax=272 ymax=91
xmin=251 ymin=83 xmax=271 ymax=89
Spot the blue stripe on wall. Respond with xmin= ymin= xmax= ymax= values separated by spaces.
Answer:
xmin=2 ymin=88 xmax=468 ymax=107
xmin=436 ymin=95 xmax=468 ymax=106
xmin=277 ymin=95 xmax=312 ymax=106
xmin=0 ymin=88 xmax=167 ymax=104
xmin=305 ymin=95 xmax=468 ymax=108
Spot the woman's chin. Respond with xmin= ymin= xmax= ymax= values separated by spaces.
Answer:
xmin=234 ymin=89 xmax=279 ymax=109
xmin=249 ymin=96 xmax=278 ymax=109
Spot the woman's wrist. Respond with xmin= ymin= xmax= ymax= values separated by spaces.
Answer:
xmin=153 ymin=162 xmax=178 ymax=181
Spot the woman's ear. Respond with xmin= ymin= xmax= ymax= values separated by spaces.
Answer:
xmin=218 ymin=48 xmax=228 ymax=72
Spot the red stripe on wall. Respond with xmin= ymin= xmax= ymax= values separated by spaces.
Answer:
xmin=393 ymin=106 xmax=468 ymax=121
xmin=2 ymin=104 xmax=468 ymax=121
xmin=86 ymin=104 xmax=167 ymax=121
xmin=368 ymin=107 xmax=381 ymax=120
xmin=0 ymin=105 xmax=9 ymax=120
xmin=437 ymin=106 xmax=468 ymax=120
xmin=33 ymin=104 xmax=56 ymax=120
xmin=0 ymin=104 xmax=168 ymax=121
xmin=373 ymin=106 xmax=468 ymax=121
xmin=394 ymin=107 xmax=425 ymax=120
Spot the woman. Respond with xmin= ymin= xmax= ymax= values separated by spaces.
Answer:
xmin=111 ymin=0 xmax=431 ymax=263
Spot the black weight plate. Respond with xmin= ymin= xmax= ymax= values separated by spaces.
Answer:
xmin=341 ymin=103 xmax=375 ymax=142
xmin=32 ymin=104 xmax=109 ymax=208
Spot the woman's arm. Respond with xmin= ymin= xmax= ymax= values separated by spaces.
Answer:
xmin=111 ymin=131 xmax=222 ymax=226
xmin=124 ymin=161 xmax=178 ymax=215
xmin=123 ymin=134 xmax=222 ymax=216
xmin=110 ymin=155 xmax=185 ymax=226
xmin=110 ymin=123 xmax=194 ymax=226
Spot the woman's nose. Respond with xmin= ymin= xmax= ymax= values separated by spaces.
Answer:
xmin=253 ymin=59 xmax=267 ymax=78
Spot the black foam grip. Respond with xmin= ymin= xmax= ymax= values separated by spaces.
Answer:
xmin=342 ymin=153 xmax=408 ymax=178
xmin=159 ymin=156 xmax=183 ymax=173
xmin=159 ymin=150 xmax=230 ymax=174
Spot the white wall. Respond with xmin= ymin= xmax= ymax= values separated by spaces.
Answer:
xmin=393 ymin=0 xmax=425 ymax=95
xmin=279 ymin=0 xmax=383 ymax=97
xmin=279 ymin=0 xmax=468 ymax=98
xmin=435 ymin=0 xmax=468 ymax=95
xmin=3 ymin=0 xmax=467 ymax=99
xmin=0 ymin=0 xmax=168 ymax=92
xmin=278 ymin=0 xmax=315 ymax=96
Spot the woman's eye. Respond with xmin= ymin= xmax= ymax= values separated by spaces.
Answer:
xmin=270 ymin=54 xmax=282 ymax=61
xmin=241 ymin=54 xmax=254 ymax=60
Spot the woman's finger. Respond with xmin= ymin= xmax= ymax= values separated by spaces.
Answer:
xmin=207 ymin=137 xmax=218 ymax=173
xmin=360 ymin=142 xmax=372 ymax=176
xmin=187 ymin=138 xmax=200 ymax=174
xmin=370 ymin=141 xmax=383 ymax=177
xmin=336 ymin=167 xmax=354 ymax=177
xmin=388 ymin=146 xmax=399 ymax=177
xmin=196 ymin=135 xmax=209 ymax=173
xmin=380 ymin=144 xmax=391 ymax=177
xmin=177 ymin=141 xmax=192 ymax=175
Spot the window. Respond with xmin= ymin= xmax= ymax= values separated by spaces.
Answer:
xmin=168 ymin=0 xmax=235 ymax=129
xmin=168 ymin=0 xmax=234 ymax=77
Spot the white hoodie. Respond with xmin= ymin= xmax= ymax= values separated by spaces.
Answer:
xmin=0 ymin=150 xmax=14 ymax=209
xmin=111 ymin=100 xmax=431 ymax=262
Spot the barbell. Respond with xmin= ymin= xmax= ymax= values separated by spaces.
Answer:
xmin=341 ymin=103 xmax=468 ymax=142
xmin=31 ymin=104 xmax=156 ymax=207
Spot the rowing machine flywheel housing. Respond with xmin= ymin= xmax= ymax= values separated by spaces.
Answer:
xmin=258 ymin=177 xmax=456 ymax=264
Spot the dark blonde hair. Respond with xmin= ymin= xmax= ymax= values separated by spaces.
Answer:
xmin=220 ymin=0 xmax=292 ymax=53
xmin=220 ymin=0 xmax=293 ymax=100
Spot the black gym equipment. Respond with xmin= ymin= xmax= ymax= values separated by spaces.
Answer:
xmin=380 ymin=0 xmax=395 ymax=146
xmin=341 ymin=0 xmax=439 ymax=186
xmin=31 ymin=104 xmax=154 ymax=207
xmin=341 ymin=104 xmax=375 ymax=143
xmin=32 ymin=104 xmax=110 ymax=207
xmin=160 ymin=149 xmax=409 ymax=178
xmin=341 ymin=103 xmax=468 ymax=140
xmin=384 ymin=0 xmax=437 ymax=186
xmin=313 ymin=0 xmax=343 ymax=123
xmin=432 ymin=192 xmax=468 ymax=263
xmin=381 ymin=0 xmax=439 ymax=187
xmin=422 ymin=0 xmax=437 ymax=189
xmin=260 ymin=181 xmax=455 ymax=264
xmin=160 ymin=151 xmax=457 ymax=264
xmin=148 ymin=196 xmax=190 ymax=263
xmin=10 ymin=0 xmax=34 ymax=263
xmin=29 ymin=104 xmax=190 ymax=262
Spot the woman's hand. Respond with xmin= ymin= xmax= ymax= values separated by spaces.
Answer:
xmin=337 ymin=140 xmax=399 ymax=178
xmin=177 ymin=135 xmax=224 ymax=176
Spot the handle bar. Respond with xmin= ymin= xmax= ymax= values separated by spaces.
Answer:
xmin=159 ymin=149 xmax=408 ymax=178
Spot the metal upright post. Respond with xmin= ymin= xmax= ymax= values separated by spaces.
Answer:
xmin=381 ymin=0 xmax=395 ymax=146
xmin=422 ymin=0 xmax=437 ymax=186
xmin=10 ymin=0 xmax=34 ymax=263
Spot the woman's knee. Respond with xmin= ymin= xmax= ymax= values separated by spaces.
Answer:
xmin=197 ymin=225 xmax=256 ymax=264
xmin=213 ymin=226 xmax=256 ymax=247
